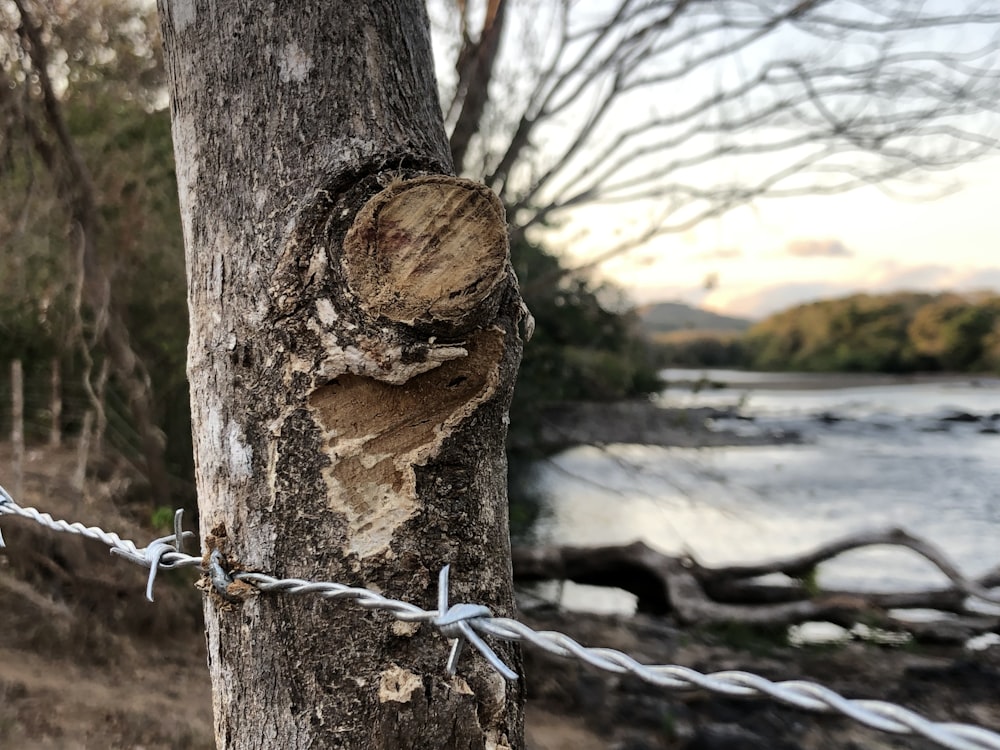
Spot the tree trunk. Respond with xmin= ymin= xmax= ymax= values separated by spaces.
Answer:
xmin=158 ymin=3 xmax=525 ymax=748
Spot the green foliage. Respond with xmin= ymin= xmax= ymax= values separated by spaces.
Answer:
xmin=795 ymin=567 xmax=821 ymax=598
xmin=2 ymin=98 xmax=188 ymax=410
xmin=150 ymin=505 xmax=176 ymax=532
xmin=0 ymin=144 xmax=74 ymax=367
xmin=641 ymin=291 xmax=1000 ymax=373
xmin=702 ymin=621 xmax=788 ymax=655
xmin=659 ymin=710 xmax=678 ymax=741
xmin=649 ymin=331 xmax=748 ymax=369
xmin=506 ymin=456 xmax=549 ymax=543
xmin=745 ymin=292 xmax=1000 ymax=373
xmin=1 ymin=4 xmax=191 ymax=489
xmin=907 ymin=293 xmax=1000 ymax=370
xmin=509 ymin=237 xmax=663 ymax=456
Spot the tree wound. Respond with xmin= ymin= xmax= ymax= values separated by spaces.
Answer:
xmin=307 ymin=328 xmax=505 ymax=559
xmin=342 ymin=176 xmax=509 ymax=333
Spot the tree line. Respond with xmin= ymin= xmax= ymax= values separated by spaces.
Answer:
xmin=654 ymin=291 xmax=1000 ymax=373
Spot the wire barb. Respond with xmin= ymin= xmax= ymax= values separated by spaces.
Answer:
xmin=109 ymin=518 xmax=196 ymax=602
xmin=433 ymin=564 xmax=518 ymax=681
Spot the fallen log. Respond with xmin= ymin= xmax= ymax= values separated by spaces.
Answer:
xmin=511 ymin=530 xmax=1000 ymax=642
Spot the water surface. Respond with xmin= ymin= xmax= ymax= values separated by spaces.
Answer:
xmin=523 ymin=370 xmax=1000 ymax=614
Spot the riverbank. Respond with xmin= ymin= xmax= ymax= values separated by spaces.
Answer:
xmin=661 ymin=368 xmax=1000 ymax=392
xmin=519 ymin=371 xmax=1000 ymax=453
xmin=518 ymin=372 xmax=1000 ymax=746
xmin=524 ymin=400 xmax=800 ymax=453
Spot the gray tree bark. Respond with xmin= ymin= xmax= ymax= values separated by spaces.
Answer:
xmin=158 ymin=2 xmax=525 ymax=748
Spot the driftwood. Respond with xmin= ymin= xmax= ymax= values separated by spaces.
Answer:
xmin=512 ymin=529 xmax=1000 ymax=643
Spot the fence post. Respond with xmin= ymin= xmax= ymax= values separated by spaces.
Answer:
xmin=49 ymin=357 xmax=62 ymax=448
xmin=92 ymin=357 xmax=108 ymax=458
xmin=11 ymin=359 xmax=24 ymax=500
xmin=73 ymin=410 xmax=93 ymax=501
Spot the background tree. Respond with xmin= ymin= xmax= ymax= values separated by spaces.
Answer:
xmin=908 ymin=292 xmax=1000 ymax=371
xmin=7 ymin=1 xmax=1000 ymax=500
xmin=158 ymin=1 xmax=525 ymax=747
xmin=1 ymin=0 xmax=180 ymax=503
xmin=508 ymin=235 xmax=661 ymax=455
xmin=744 ymin=291 xmax=1000 ymax=372
xmin=428 ymin=0 xmax=1000 ymax=467
xmin=434 ymin=0 xmax=1000 ymax=270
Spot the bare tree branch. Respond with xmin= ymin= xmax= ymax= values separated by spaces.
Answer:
xmin=435 ymin=0 xmax=1000 ymax=279
xmin=449 ymin=0 xmax=509 ymax=170
xmin=695 ymin=527 xmax=1000 ymax=604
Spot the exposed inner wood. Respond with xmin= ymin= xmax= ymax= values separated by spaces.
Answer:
xmin=308 ymin=328 xmax=505 ymax=558
xmin=342 ymin=175 xmax=508 ymax=332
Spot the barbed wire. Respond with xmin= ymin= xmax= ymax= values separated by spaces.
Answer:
xmin=0 ymin=483 xmax=202 ymax=601
xmin=1 ymin=484 xmax=999 ymax=750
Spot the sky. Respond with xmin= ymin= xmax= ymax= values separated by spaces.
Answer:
xmin=464 ymin=1 xmax=1000 ymax=321
xmin=576 ymin=154 xmax=1000 ymax=319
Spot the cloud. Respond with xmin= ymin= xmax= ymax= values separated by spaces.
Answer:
xmin=694 ymin=247 xmax=743 ymax=261
xmin=870 ymin=262 xmax=1000 ymax=293
xmin=706 ymin=263 xmax=1000 ymax=318
xmin=708 ymin=281 xmax=850 ymax=319
xmin=869 ymin=261 xmax=951 ymax=288
xmin=785 ymin=238 xmax=853 ymax=258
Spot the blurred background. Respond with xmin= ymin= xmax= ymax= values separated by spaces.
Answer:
xmin=2 ymin=1 xmax=1000 ymax=747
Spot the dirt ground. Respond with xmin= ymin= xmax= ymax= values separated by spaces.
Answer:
xmin=1 ymin=445 xmax=998 ymax=749
xmin=0 ymin=445 xmax=213 ymax=749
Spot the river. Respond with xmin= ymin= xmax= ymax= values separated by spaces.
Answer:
xmin=519 ymin=369 xmax=1000 ymax=619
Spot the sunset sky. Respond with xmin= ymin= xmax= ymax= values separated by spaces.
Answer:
xmin=433 ymin=1 xmax=1000 ymax=321
xmin=557 ymin=154 xmax=1000 ymax=320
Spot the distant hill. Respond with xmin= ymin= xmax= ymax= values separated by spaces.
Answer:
xmin=636 ymin=300 xmax=752 ymax=336
xmin=640 ymin=291 xmax=1000 ymax=373
xmin=746 ymin=290 xmax=1000 ymax=373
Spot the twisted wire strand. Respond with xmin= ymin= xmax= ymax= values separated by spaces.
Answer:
xmin=473 ymin=617 xmax=1000 ymax=750
xmin=0 ymin=485 xmax=201 ymax=601
xmin=213 ymin=573 xmax=1000 ymax=750
xmin=2 ymin=486 xmax=999 ymax=750
xmin=0 ymin=498 xmax=197 ymax=568
xmin=233 ymin=572 xmax=433 ymax=623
